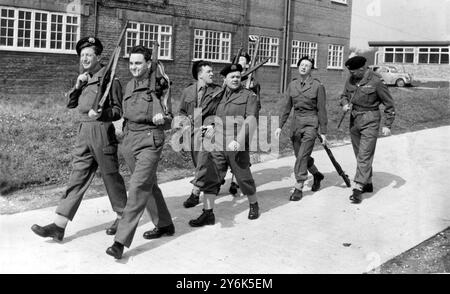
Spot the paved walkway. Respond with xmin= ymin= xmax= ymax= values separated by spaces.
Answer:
xmin=1 ymin=127 xmax=449 ymax=274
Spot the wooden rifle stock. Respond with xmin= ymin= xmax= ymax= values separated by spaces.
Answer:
xmin=246 ymin=36 xmax=260 ymax=89
xmin=92 ymin=21 xmax=129 ymax=112
xmin=317 ymin=135 xmax=351 ymax=187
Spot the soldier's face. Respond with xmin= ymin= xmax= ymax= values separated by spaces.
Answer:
xmin=298 ymin=60 xmax=313 ymax=76
xmin=349 ymin=66 xmax=366 ymax=80
xmin=80 ymin=47 xmax=99 ymax=71
xmin=225 ymin=71 xmax=241 ymax=90
xmin=129 ymin=53 xmax=151 ymax=79
xmin=198 ymin=65 xmax=214 ymax=84
xmin=238 ymin=57 xmax=248 ymax=70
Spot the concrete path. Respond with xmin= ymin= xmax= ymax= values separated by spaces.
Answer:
xmin=1 ymin=126 xmax=449 ymax=274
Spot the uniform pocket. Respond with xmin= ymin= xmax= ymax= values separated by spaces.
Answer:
xmin=152 ymin=129 xmax=165 ymax=148
xmin=123 ymin=92 xmax=153 ymax=123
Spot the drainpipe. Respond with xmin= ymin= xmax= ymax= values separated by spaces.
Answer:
xmin=94 ymin=0 xmax=99 ymax=37
xmin=280 ymin=0 xmax=291 ymax=93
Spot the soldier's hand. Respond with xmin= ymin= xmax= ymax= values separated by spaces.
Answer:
xmin=342 ymin=104 xmax=351 ymax=112
xmin=152 ymin=113 xmax=165 ymax=125
xmin=320 ymin=134 xmax=328 ymax=146
xmin=203 ymin=125 xmax=215 ymax=139
xmin=76 ymin=72 xmax=89 ymax=89
xmin=228 ymin=140 xmax=241 ymax=151
xmin=382 ymin=127 xmax=392 ymax=137
xmin=88 ymin=109 xmax=101 ymax=119
xmin=274 ymin=128 xmax=282 ymax=138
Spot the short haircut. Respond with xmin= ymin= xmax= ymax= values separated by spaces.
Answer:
xmin=130 ymin=45 xmax=152 ymax=62
xmin=197 ymin=60 xmax=212 ymax=76
xmin=297 ymin=56 xmax=315 ymax=69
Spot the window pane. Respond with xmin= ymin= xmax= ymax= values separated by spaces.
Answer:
xmin=384 ymin=53 xmax=394 ymax=63
xmin=440 ymin=54 xmax=449 ymax=64
xmin=0 ymin=9 xmax=15 ymax=46
xmin=17 ymin=10 xmax=32 ymax=47
xmin=429 ymin=53 xmax=439 ymax=63
xmin=418 ymin=54 xmax=428 ymax=63
xmin=394 ymin=53 xmax=403 ymax=63
xmin=405 ymin=53 xmax=414 ymax=63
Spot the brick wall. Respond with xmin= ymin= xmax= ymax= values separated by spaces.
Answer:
xmin=0 ymin=0 xmax=352 ymax=102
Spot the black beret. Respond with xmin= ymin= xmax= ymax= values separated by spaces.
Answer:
xmin=76 ymin=36 xmax=103 ymax=56
xmin=345 ymin=56 xmax=367 ymax=70
xmin=297 ymin=56 xmax=315 ymax=69
xmin=192 ymin=60 xmax=211 ymax=80
xmin=220 ymin=63 xmax=243 ymax=77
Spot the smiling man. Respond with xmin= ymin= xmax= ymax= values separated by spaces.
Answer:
xmin=188 ymin=63 xmax=260 ymax=227
xmin=31 ymin=36 xmax=128 ymax=242
xmin=106 ymin=45 xmax=174 ymax=260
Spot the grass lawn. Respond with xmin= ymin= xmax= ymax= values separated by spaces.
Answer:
xmin=1 ymin=84 xmax=449 ymax=196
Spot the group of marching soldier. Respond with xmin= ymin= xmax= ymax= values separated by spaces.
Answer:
xmin=31 ymin=35 xmax=396 ymax=260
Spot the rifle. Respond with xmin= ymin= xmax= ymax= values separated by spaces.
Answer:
xmin=337 ymin=109 xmax=349 ymax=129
xmin=245 ymin=36 xmax=260 ymax=89
xmin=241 ymin=57 xmax=271 ymax=79
xmin=148 ymin=41 xmax=172 ymax=129
xmin=317 ymin=135 xmax=351 ymax=188
xmin=92 ymin=21 xmax=129 ymax=113
xmin=233 ymin=46 xmax=243 ymax=65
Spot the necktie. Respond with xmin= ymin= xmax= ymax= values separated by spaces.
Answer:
xmin=198 ymin=86 xmax=205 ymax=106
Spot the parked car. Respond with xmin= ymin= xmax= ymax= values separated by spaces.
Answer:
xmin=369 ymin=65 xmax=413 ymax=87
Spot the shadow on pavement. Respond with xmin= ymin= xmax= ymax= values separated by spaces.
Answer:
xmin=54 ymin=165 xmax=405 ymax=261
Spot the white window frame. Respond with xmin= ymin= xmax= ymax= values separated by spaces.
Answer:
xmin=291 ymin=40 xmax=318 ymax=67
xmin=248 ymin=35 xmax=279 ymax=66
xmin=124 ymin=21 xmax=172 ymax=60
xmin=327 ymin=44 xmax=344 ymax=69
xmin=331 ymin=0 xmax=348 ymax=4
xmin=193 ymin=29 xmax=231 ymax=63
xmin=383 ymin=47 xmax=415 ymax=64
xmin=0 ymin=6 xmax=79 ymax=54
xmin=418 ymin=47 xmax=449 ymax=64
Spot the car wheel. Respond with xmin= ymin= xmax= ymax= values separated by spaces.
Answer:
xmin=396 ymin=79 xmax=406 ymax=87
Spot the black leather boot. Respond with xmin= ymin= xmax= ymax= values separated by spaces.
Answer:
xmin=311 ymin=172 xmax=324 ymax=192
xmin=349 ymin=189 xmax=363 ymax=204
xmin=143 ymin=224 xmax=175 ymax=239
xmin=188 ymin=209 xmax=215 ymax=227
xmin=289 ymin=189 xmax=303 ymax=201
xmin=31 ymin=223 xmax=65 ymax=241
xmin=248 ymin=202 xmax=259 ymax=220
xmin=106 ymin=218 xmax=120 ymax=235
xmin=183 ymin=193 xmax=200 ymax=208
xmin=106 ymin=242 xmax=124 ymax=259
xmin=362 ymin=183 xmax=373 ymax=193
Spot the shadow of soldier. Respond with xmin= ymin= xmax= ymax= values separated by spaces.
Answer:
xmin=358 ymin=171 xmax=407 ymax=202
xmin=117 ymin=165 xmax=353 ymax=261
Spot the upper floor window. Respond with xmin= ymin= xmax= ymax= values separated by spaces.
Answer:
xmin=327 ymin=44 xmax=344 ymax=69
xmin=248 ymin=35 xmax=279 ymax=66
xmin=291 ymin=40 xmax=318 ymax=67
xmin=193 ymin=29 xmax=231 ymax=62
xmin=125 ymin=21 xmax=172 ymax=59
xmin=0 ymin=6 xmax=79 ymax=53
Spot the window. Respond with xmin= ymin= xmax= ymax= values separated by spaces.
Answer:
xmin=331 ymin=0 xmax=348 ymax=4
xmin=248 ymin=35 xmax=279 ymax=66
xmin=125 ymin=21 xmax=172 ymax=59
xmin=418 ymin=47 xmax=449 ymax=64
xmin=327 ymin=44 xmax=344 ymax=69
xmin=384 ymin=47 xmax=414 ymax=64
xmin=0 ymin=6 xmax=79 ymax=53
xmin=193 ymin=29 xmax=231 ymax=62
xmin=291 ymin=40 xmax=318 ymax=67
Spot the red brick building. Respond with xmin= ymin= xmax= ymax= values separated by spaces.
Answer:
xmin=0 ymin=0 xmax=352 ymax=99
